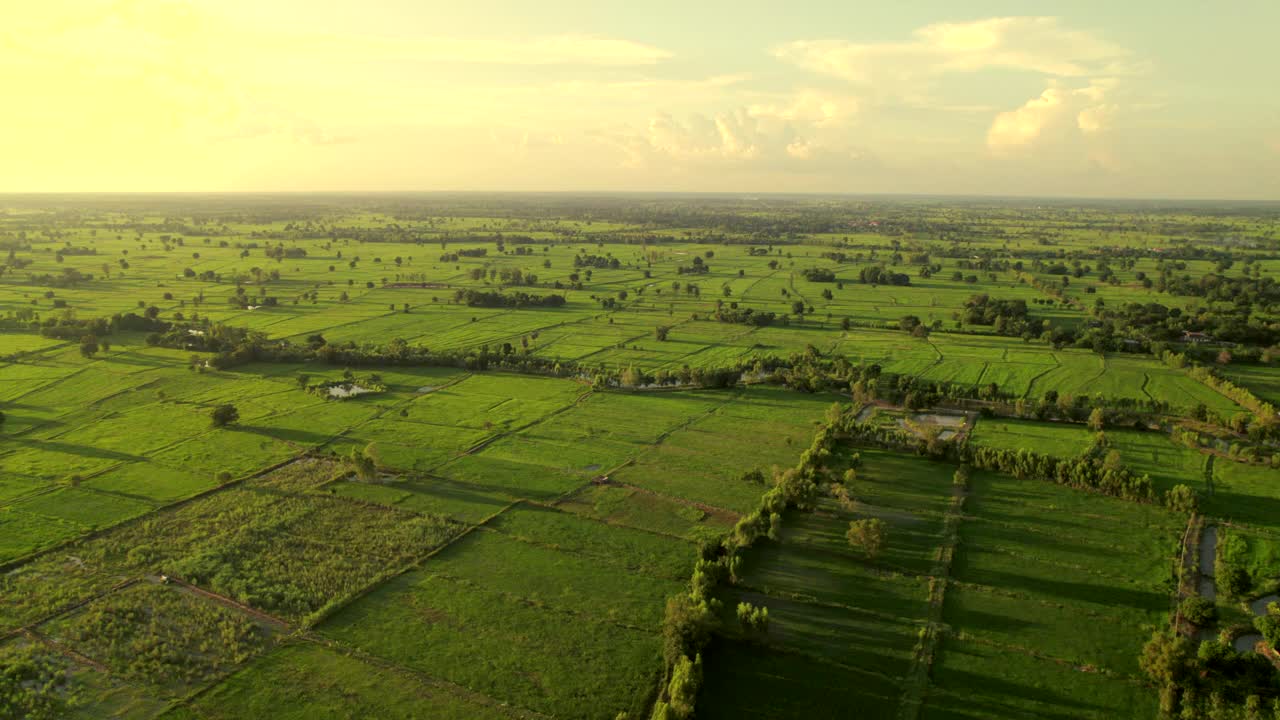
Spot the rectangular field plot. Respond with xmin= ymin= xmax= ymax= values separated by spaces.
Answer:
xmin=695 ymin=450 xmax=952 ymax=719
xmin=695 ymin=638 xmax=903 ymax=720
xmin=0 ymin=460 xmax=460 ymax=629
xmin=486 ymin=502 xmax=695 ymax=580
xmin=39 ymin=582 xmax=274 ymax=696
xmin=0 ymin=635 xmax=171 ymax=720
xmin=1209 ymin=461 xmax=1280 ymax=533
xmin=11 ymin=485 xmax=153 ymax=529
xmin=318 ymin=567 xmax=662 ymax=719
xmin=555 ymin=482 xmax=735 ymax=541
xmin=1222 ymin=364 xmax=1280 ymax=406
xmin=610 ymin=387 xmax=831 ymax=513
xmin=422 ymin=525 xmax=684 ymax=627
xmin=83 ymin=459 xmax=217 ymax=503
xmin=923 ymin=637 xmax=1158 ymax=720
xmin=970 ymin=418 xmax=1211 ymax=495
xmin=435 ymin=435 xmax=634 ymax=499
xmin=329 ymin=475 xmax=515 ymax=524
xmin=945 ymin=471 xmax=1180 ymax=677
xmin=174 ymin=641 xmax=513 ymax=720
xmin=0 ymin=508 xmax=85 ymax=563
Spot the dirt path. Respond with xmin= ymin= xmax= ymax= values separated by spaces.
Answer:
xmin=895 ymin=485 xmax=967 ymax=720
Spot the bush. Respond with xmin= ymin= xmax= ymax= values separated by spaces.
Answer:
xmin=1219 ymin=566 xmax=1251 ymax=599
xmin=1179 ymin=596 xmax=1216 ymax=626
xmin=1165 ymin=484 xmax=1198 ymax=513
xmin=1255 ymin=604 xmax=1280 ymax=651
xmin=210 ymin=404 xmax=239 ymax=428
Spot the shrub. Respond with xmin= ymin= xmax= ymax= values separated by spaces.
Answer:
xmin=210 ymin=404 xmax=239 ymax=428
xmin=1179 ymin=596 xmax=1216 ymax=626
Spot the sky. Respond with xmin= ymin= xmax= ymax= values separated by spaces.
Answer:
xmin=3 ymin=0 xmax=1278 ymax=199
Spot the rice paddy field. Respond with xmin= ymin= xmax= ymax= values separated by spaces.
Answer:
xmin=1 ymin=195 xmax=1278 ymax=718
xmin=695 ymin=447 xmax=1178 ymax=720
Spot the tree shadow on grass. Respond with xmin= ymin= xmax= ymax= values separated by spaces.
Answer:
xmin=1204 ymin=489 xmax=1280 ymax=531
xmin=234 ymin=424 xmax=335 ymax=446
xmin=958 ymin=567 xmax=1165 ymax=612
xmin=4 ymin=437 xmax=145 ymax=463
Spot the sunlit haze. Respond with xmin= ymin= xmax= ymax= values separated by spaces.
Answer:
xmin=3 ymin=0 xmax=1278 ymax=198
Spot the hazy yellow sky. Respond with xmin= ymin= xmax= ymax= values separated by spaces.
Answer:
xmin=3 ymin=0 xmax=1278 ymax=198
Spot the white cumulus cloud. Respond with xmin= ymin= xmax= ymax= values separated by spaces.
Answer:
xmin=774 ymin=16 xmax=1135 ymax=91
xmin=987 ymin=80 xmax=1118 ymax=151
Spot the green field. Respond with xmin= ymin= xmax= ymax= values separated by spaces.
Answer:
xmin=1 ymin=195 xmax=1278 ymax=718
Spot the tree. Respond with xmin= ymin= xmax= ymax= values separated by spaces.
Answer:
xmin=1139 ymin=629 xmax=1194 ymax=690
xmin=661 ymin=595 xmax=715 ymax=667
xmin=210 ymin=404 xmax=239 ymax=428
xmin=1103 ymin=449 xmax=1124 ymax=472
xmin=1219 ymin=565 xmax=1252 ymax=598
xmin=1179 ymin=596 xmax=1216 ymax=626
xmin=664 ymin=653 xmax=702 ymax=719
xmin=79 ymin=334 xmax=99 ymax=358
xmin=847 ymin=518 xmax=887 ymax=561
xmin=1166 ymin=484 xmax=1199 ymax=513
xmin=1257 ymin=603 xmax=1280 ymax=651
xmin=1087 ymin=407 xmax=1106 ymax=432
xmin=737 ymin=602 xmax=769 ymax=633
xmin=655 ymin=325 xmax=671 ymax=341
xmin=350 ymin=443 xmax=380 ymax=481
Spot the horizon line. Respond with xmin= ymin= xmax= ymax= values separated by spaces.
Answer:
xmin=0 ymin=190 xmax=1278 ymax=206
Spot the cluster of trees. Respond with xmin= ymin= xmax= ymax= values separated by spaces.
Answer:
xmin=1162 ymin=271 xmax=1280 ymax=305
xmin=8 ymin=309 xmax=169 ymax=341
xmin=452 ymin=289 xmax=565 ymax=308
xmin=799 ymin=267 xmax=836 ymax=282
xmin=957 ymin=444 xmax=1155 ymax=502
xmin=439 ymin=248 xmax=487 ymax=261
xmin=712 ymin=306 xmax=778 ymax=326
xmin=961 ymin=294 xmax=1031 ymax=335
xmin=676 ymin=256 xmax=710 ymax=275
xmin=572 ymin=254 xmax=620 ymax=269
xmin=263 ymin=245 xmax=306 ymax=260
xmin=1092 ymin=301 xmax=1280 ymax=348
xmin=27 ymin=267 xmax=93 ymax=287
xmin=858 ymin=266 xmax=910 ymax=286
xmin=1140 ymin=629 xmax=1279 ymax=719
xmin=736 ymin=602 xmax=769 ymax=633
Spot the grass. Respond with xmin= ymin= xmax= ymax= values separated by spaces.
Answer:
xmin=1 ymin=199 xmax=1276 ymax=717
xmin=318 ymin=568 xmax=662 ymax=719
xmin=945 ymin=470 xmax=1180 ymax=683
xmin=168 ymin=641 xmax=512 ymax=720
xmin=924 ymin=636 xmax=1159 ymax=720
